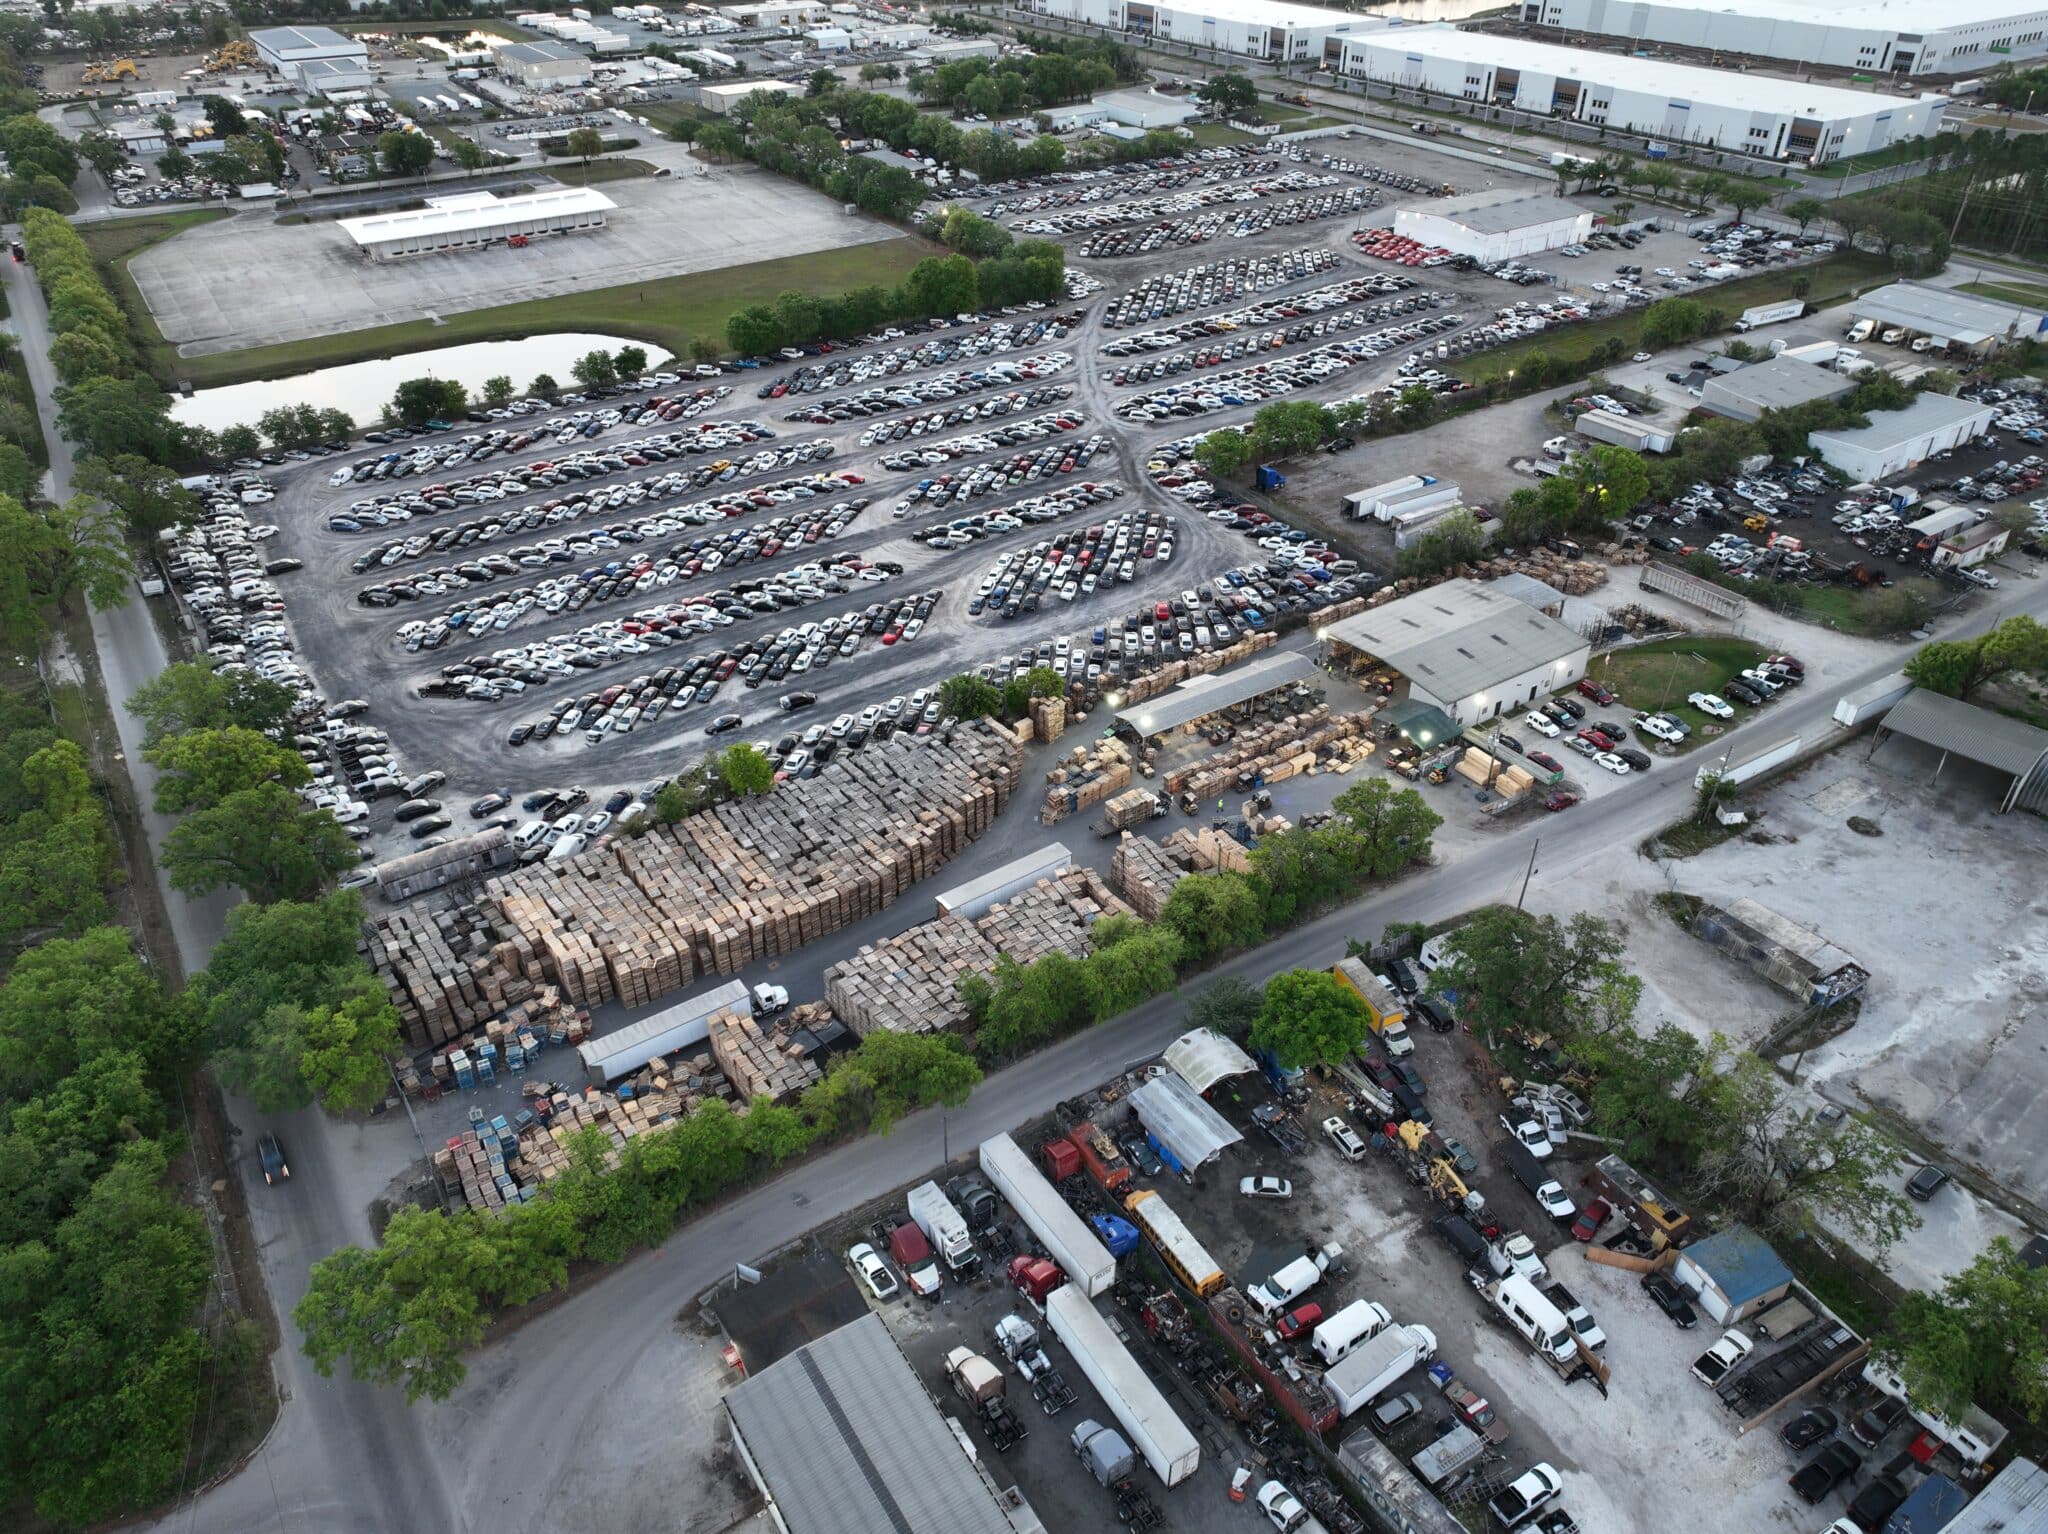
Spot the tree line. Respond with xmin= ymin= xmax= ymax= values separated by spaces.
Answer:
xmin=908 ymin=37 xmax=1125 ymax=116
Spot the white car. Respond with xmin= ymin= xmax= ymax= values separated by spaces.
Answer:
xmin=1636 ymin=713 xmax=1686 ymax=744
xmin=1240 ymin=1175 xmax=1294 ymax=1200
xmin=1593 ymin=751 xmax=1631 ymax=776
xmin=1500 ymin=1114 xmax=1553 ymax=1158
xmin=1323 ymin=1115 xmax=1367 ymax=1162
xmin=847 ymin=1242 xmax=898 ymax=1301
xmin=1256 ymin=1480 xmax=1328 ymax=1534
xmin=1688 ymin=691 xmax=1735 ymax=719
xmin=1740 ymin=668 xmax=1784 ymax=695
xmin=1632 ymin=351 xmax=1652 ymax=362
xmin=1520 ymin=710 xmax=1561 ymax=738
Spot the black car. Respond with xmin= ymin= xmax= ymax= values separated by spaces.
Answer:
xmin=522 ymin=788 xmax=559 ymax=812
xmin=779 ymin=690 xmax=818 ymax=712
xmin=1853 ymin=1396 xmax=1909 ymax=1447
xmin=394 ymin=798 xmax=442 ymax=822
xmin=1780 ymin=1408 xmax=1838 ymax=1452
xmin=409 ymin=814 xmax=452 ymax=839
xmin=1390 ymin=1058 xmax=1425 ymax=1096
xmin=1790 ymin=1441 xmax=1861 ymax=1504
xmin=1725 ymin=679 xmax=1764 ymax=706
xmin=604 ymin=789 xmax=634 ymax=815
xmin=1906 ymin=1164 xmax=1950 ymax=1201
xmin=1414 ymin=994 xmax=1456 ymax=1033
xmin=1642 ymin=1273 xmax=1698 ymax=1328
xmin=257 ymin=1133 xmax=290 ymax=1185
xmin=1615 ymin=747 xmax=1653 ymax=773
xmin=1120 ymin=1133 xmax=1166 ymax=1177
xmin=1846 ymin=1476 xmax=1906 ymax=1529
xmin=706 ymin=714 xmax=744 ymax=735
xmin=469 ymin=791 xmax=510 ymax=818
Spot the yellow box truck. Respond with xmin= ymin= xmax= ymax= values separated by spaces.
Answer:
xmin=1333 ymin=957 xmax=1412 ymax=1057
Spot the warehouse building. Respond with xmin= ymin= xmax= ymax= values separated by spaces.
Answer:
xmin=1522 ymin=0 xmax=2048 ymax=78
xmin=724 ymin=1313 xmax=1028 ymax=1534
xmin=1112 ymin=650 xmax=1321 ymax=739
xmin=1323 ymin=578 xmax=1590 ymax=725
xmin=1699 ymin=355 xmax=1857 ymax=422
xmin=1393 ymin=188 xmax=1592 ymax=261
xmin=339 ymin=187 xmax=614 ymax=262
xmin=295 ymin=55 xmax=377 ymax=94
xmin=1334 ymin=25 xmax=1945 ymax=161
xmin=1041 ymin=87 xmax=1201 ymax=130
xmin=1848 ymin=280 xmax=2048 ymax=353
xmin=698 ymin=77 xmax=805 ymax=113
xmin=250 ymin=25 xmax=373 ymax=90
xmin=497 ymin=40 xmax=595 ymax=88
xmin=1807 ymin=391 xmax=1997 ymax=481
xmin=1024 ymin=0 xmax=1388 ymax=63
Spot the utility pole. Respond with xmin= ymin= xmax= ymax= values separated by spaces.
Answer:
xmin=1515 ymin=836 xmax=1540 ymax=911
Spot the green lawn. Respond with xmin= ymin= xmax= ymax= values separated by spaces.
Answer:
xmin=1188 ymin=122 xmax=1255 ymax=147
xmin=91 ymin=227 xmax=940 ymax=389
xmin=539 ymin=156 xmax=655 ymax=187
xmin=1581 ymin=636 xmax=1769 ymax=748
xmin=1960 ymin=279 xmax=2048 ymax=308
xmin=1805 ymin=136 xmax=1942 ymax=179
xmin=1459 ymin=251 xmax=1892 ymax=386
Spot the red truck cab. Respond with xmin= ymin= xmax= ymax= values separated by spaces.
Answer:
xmin=1008 ymin=1255 xmax=1063 ymax=1302
xmin=888 ymin=1221 xmax=942 ymax=1298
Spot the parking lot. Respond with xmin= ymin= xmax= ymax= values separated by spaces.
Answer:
xmin=168 ymin=129 xmax=1866 ymax=876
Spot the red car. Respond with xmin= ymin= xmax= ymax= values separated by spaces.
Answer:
xmin=1577 ymin=679 xmax=1617 ymax=705
xmin=1527 ymin=749 xmax=1563 ymax=773
xmin=1571 ymin=1198 xmax=1611 ymax=1242
xmin=1578 ymin=726 xmax=1618 ymax=750
xmin=1274 ymin=1302 xmax=1324 ymax=1341
xmin=1542 ymin=790 xmax=1580 ymax=813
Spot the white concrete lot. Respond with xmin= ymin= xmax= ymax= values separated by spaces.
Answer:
xmin=127 ymin=163 xmax=902 ymax=356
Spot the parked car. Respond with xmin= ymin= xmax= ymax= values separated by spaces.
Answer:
xmin=1323 ymin=1115 xmax=1367 ymax=1161
xmin=1779 ymin=1407 xmax=1837 ymax=1452
xmin=257 ymin=1133 xmax=290 ymax=1185
xmin=1642 ymin=1272 xmax=1698 ymax=1328
xmin=1570 ymin=1198 xmax=1611 ymax=1242
xmin=1690 ymin=1329 xmax=1755 ymax=1386
xmin=1239 ymin=1175 xmax=1294 ymax=1200
xmin=847 ymin=1242 xmax=898 ymax=1301
xmin=1790 ymin=1441 xmax=1862 ymax=1504
xmin=1852 ymin=1395 xmax=1909 ymax=1446
xmin=1906 ymin=1164 xmax=1950 ymax=1201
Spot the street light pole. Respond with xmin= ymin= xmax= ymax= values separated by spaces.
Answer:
xmin=1516 ymin=836 xmax=1540 ymax=910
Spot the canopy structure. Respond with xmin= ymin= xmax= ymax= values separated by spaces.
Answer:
xmin=1113 ymin=652 xmax=1319 ymax=739
xmin=1130 ymin=1073 xmax=1242 ymax=1170
xmin=1161 ymin=1027 xmax=1256 ymax=1096
xmin=1880 ymin=687 xmax=2048 ymax=813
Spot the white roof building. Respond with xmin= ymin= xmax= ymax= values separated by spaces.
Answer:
xmin=1850 ymin=281 xmax=2048 ymax=351
xmin=250 ymin=24 xmax=373 ymax=90
xmin=1023 ymin=0 xmax=1393 ymax=63
xmin=339 ymin=187 xmax=614 ymax=262
xmin=1808 ymin=393 xmax=1998 ymax=481
xmin=1522 ymin=0 xmax=2048 ymax=77
xmin=498 ymin=40 xmax=595 ymax=87
xmin=1393 ymin=189 xmax=1592 ymax=261
xmin=1336 ymin=24 xmax=1945 ymax=162
xmin=1162 ymin=1028 xmax=1258 ymax=1096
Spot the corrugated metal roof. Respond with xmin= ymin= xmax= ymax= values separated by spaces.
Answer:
xmin=1883 ymin=687 xmax=2048 ymax=777
xmin=1808 ymin=393 xmax=1998 ymax=456
xmin=1115 ymin=651 xmax=1319 ymax=737
xmin=340 ymin=187 xmax=613 ymax=247
xmin=1131 ymin=1073 xmax=1242 ymax=1168
xmin=1851 ymin=281 xmax=2046 ymax=347
xmin=1681 ymin=1226 xmax=1793 ymax=1308
xmin=1484 ymin=571 xmax=1566 ymax=612
xmin=1700 ymin=356 xmax=1855 ymax=416
xmin=1324 ymin=579 xmax=1587 ymax=705
xmin=1162 ymin=1027 xmax=1257 ymax=1095
xmin=724 ymin=1313 xmax=1018 ymax=1534
xmin=1942 ymin=1457 xmax=2048 ymax=1534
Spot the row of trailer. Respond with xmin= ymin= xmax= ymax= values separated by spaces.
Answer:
xmin=413 ymin=91 xmax=485 ymax=117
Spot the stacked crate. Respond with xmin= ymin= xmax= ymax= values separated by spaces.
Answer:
xmin=1175 ymin=711 xmax=1373 ymax=804
xmin=1039 ymin=739 xmax=1133 ymax=824
xmin=1028 ymin=693 xmax=1067 ymax=743
xmin=975 ymin=867 xmax=1134 ymax=965
xmin=1162 ymin=706 xmax=1335 ymax=795
xmin=1164 ymin=825 xmax=1254 ymax=875
xmin=707 ymin=1004 xmax=826 ymax=1103
xmin=1110 ymin=832 xmax=1190 ymax=921
xmin=824 ymin=914 xmax=999 ymax=1038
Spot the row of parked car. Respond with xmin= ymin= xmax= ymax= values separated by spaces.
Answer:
xmin=1078 ymin=186 xmax=1378 ymax=259
xmin=971 ymin=509 xmax=1174 ymax=620
xmin=781 ymin=354 xmax=1076 ymax=426
xmin=755 ymin=315 xmax=1078 ymax=398
xmin=1107 ymin=297 xmax=1454 ymax=388
xmin=1100 ymin=271 xmax=1422 ymax=358
xmin=858 ymin=384 xmax=1073 ymax=446
xmin=1012 ymin=167 xmax=1354 ymax=237
xmin=1102 ymin=248 xmax=1344 ymax=330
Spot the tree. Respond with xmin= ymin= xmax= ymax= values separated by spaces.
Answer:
xmin=1249 ymin=968 xmax=1371 ymax=1070
xmin=235 ymin=979 xmax=400 ymax=1114
xmin=1782 ymin=196 xmax=1826 ymax=236
xmin=1193 ymin=427 xmax=1250 ymax=478
xmin=564 ymin=125 xmax=605 ymax=166
xmin=126 ymin=660 xmax=297 ymax=748
xmin=612 ymin=345 xmax=648 ymax=379
xmin=160 ymin=783 xmax=356 ymax=903
xmin=1565 ymin=442 xmax=1651 ymax=524
xmin=0 ymin=494 xmax=132 ymax=647
xmin=938 ymin=205 xmax=1013 ymax=259
xmin=1857 ymin=583 xmax=1932 ymax=636
xmin=1396 ymin=508 xmax=1487 ymax=577
xmin=571 ymin=349 xmax=617 ymax=388
xmin=690 ymin=337 xmax=723 ymax=365
xmin=801 ymin=1031 xmax=980 ymax=1137
xmin=216 ymin=423 xmax=261 ymax=460
xmin=1247 ymin=399 xmax=1334 ymax=461
xmin=1883 ymin=1238 xmax=2048 ymax=1427
xmin=1426 ymin=908 xmax=1631 ymax=1042
xmin=1905 ymin=617 xmax=2048 ymax=698
xmin=1610 ymin=199 xmax=1635 ymax=225
xmin=481 ymin=375 xmax=515 ymax=407
xmin=74 ymin=452 xmax=197 ymax=535
xmin=146 ymin=725 xmax=309 ymax=813
xmin=1080 ymin=919 xmax=1181 ymax=1022
xmin=939 ymin=672 xmax=1001 ymax=720
xmin=377 ymin=129 xmax=435 ymax=179
xmin=1329 ymin=778 xmax=1443 ymax=876
xmin=529 ymin=372 xmax=560 ymax=398
xmin=387 ymin=376 xmax=466 ymax=426
xmin=0 ymin=924 xmax=191 ymax=1095
xmin=1187 ymin=974 xmax=1262 ymax=1040
xmin=1723 ymin=179 xmax=1775 ymax=221
xmin=1196 ymin=71 xmax=1258 ymax=118
xmin=1157 ymin=870 xmax=1267 ymax=960
xmin=201 ymin=94 xmax=246 ymax=138
xmin=452 ymin=137 xmax=487 ymax=176
xmin=56 ymin=374 xmax=179 ymax=460
xmin=653 ymin=779 xmax=691 ymax=824
xmin=696 ymin=122 xmax=745 ymax=163
xmin=716 ymin=742 xmax=775 ymax=797
xmin=1640 ymin=296 xmax=1709 ymax=348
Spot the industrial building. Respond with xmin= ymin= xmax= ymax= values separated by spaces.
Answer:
xmin=1023 ymin=0 xmax=1389 ymax=63
xmin=1848 ymin=281 xmax=2048 ymax=352
xmin=1938 ymin=1457 xmax=2048 ymax=1532
xmin=338 ymin=187 xmax=615 ymax=262
xmin=1111 ymin=650 xmax=1322 ymax=739
xmin=1040 ymin=88 xmax=1202 ymax=131
xmin=1807 ymin=392 xmax=1997 ymax=481
xmin=249 ymin=25 xmax=373 ymax=91
xmin=1334 ymin=25 xmax=1945 ymax=162
xmin=1522 ymin=0 xmax=2048 ymax=78
xmin=1322 ymin=578 xmax=1591 ymax=726
xmin=698 ymin=78 xmax=806 ymax=112
xmin=723 ymin=1313 xmax=1029 ymax=1534
xmin=295 ymin=55 xmax=377 ymax=94
xmin=1393 ymin=189 xmax=1592 ymax=261
xmin=1671 ymin=1227 xmax=1795 ymax=1325
xmin=1698 ymin=355 xmax=1857 ymax=422
xmin=106 ymin=117 xmax=168 ymax=156
xmin=497 ymin=40 xmax=595 ymax=88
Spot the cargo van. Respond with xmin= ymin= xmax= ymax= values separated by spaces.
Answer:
xmin=514 ymin=820 xmax=549 ymax=851
xmin=1881 ymin=328 xmax=1906 ymax=345
xmin=1492 ymin=1273 xmax=1577 ymax=1365
xmin=1312 ymin=1298 xmax=1392 ymax=1366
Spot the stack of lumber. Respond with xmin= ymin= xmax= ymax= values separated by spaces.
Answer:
xmin=366 ymin=730 xmax=1021 ymax=1048
xmin=825 ymin=914 xmax=999 ymax=1038
xmin=1028 ymin=693 xmax=1067 ymax=743
xmin=1454 ymin=747 xmax=1536 ymax=797
xmin=1164 ymin=825 xmax=1254 ymax=875
xmin=1174 ymin=711 xmax=1374 ymax=804
xmin=1110 ymin=833 xmax=1189 ymax=921
xmin=1162 ymin=706 xmax=1335 ymax=795
xmin=976 ymin=867 xmax=1134 ymax=965
xmin=1039 ymin=739 xmax=1133 ymax=825
xmin=707 ymin=1003 xmax=826 ymax=1103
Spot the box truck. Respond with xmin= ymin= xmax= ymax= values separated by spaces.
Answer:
xmin=906 ymin=1180 xmax=979 ymax=1279
xmin=1045 ymin=1285 xmax=1200 ymax=1486
xmin=1324 ymin=1322 xmax=1438 ymax=1417
xmin=979 ymin=1133 xmax=1115 ymax=1297
xmin=1332 ymin=958 xmax=1411 ymax=1056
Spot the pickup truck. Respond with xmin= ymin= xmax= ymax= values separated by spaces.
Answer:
xmin=1488 ymin=1463 xmax=1563 ymax=1528
xmin=1690 ymin=1329 xmax=1754 ymax=1386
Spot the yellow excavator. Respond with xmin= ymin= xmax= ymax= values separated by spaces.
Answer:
xmin=81 ymin=58 xmax=139 ymax=84
xmin=201 ymin=39 xmax=260 ymax=73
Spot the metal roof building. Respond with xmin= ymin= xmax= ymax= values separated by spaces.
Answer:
xmin=1808 ymin=392 xmax=1997 ymax=482
xmin=338 ymin=187 xmax=614 ymax=262
xmin=1933 ymin=1455 xmax=2047 ymax=1530
xmin=1695 ymin=896 xmax=1867 ymax=1007
xmin=375 ymin=825 xmax=518 ymax=903
xmin=1130 ymin=1073 xmax=1243 ymax=1170
xmin=1324 ymin=578 xmax=1589 ymax=726
xmin=498 ymin=39 xmax=595 ymax=86
xmin=1699 ymin=356 xmax=1857 ymax=423
xmin=250 ymin=24 xmax=365 ymax=65
xmin=1672 ymin=1226 xmax=1795 ymax=1324
xmin=724 ymin=1313 xmax=1026 ymax=1534
xmin=1850 ymin=281 xmax=2048 ymax=351
xmin=1113 ymin=650 xmax=1320 ymax=738
xmin=1879 ymin=687 xmax=2048 ymax=813
xmin=1394 ymin=190 xmax=1593 ymax=262
xmin=1022 ymin=0 xmax=1390 ymax=63
xmin=1162 ymin=1027 xmax=1257 ymax=1096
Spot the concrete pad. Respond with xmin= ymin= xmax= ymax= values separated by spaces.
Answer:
xmin=127 ymin=167 xmax=898 ymax=356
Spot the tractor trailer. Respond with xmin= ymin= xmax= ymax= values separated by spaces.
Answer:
xmin=980 ymin=1133 xmax=1115 ymax=1297
xmin=1045 ymin=1284 xmax=1200 ymax=1487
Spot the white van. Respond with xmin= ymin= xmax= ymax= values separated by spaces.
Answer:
xmin=546 ymin=832 xmax=588 ymax=862
xmin=1312 ymin=1298 xmax=1392 ymax=1366
xmin=513 ymin=819 xmax=549 ymax=851
xmin=1492 ymin=1273 xmax=1576 ymax=1365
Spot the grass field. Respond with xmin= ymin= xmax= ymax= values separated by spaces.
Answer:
xmin=1960 ymin=279 xmax=2048 ymax=308
xmin=1188 ymin=122 xmax=1256 ymax=147
xmin=1459 ymin=251 xmax=1892 ymax=386
xmin=88 ymin=219 xmax=939 ymax=389
xmin=539 ymin=156 xmax=656 ymax=187
xmin=1583 ymin=635 xmax=1769 ymax=747
xmin=1805 ymin=136 xmax=1942 ymax=179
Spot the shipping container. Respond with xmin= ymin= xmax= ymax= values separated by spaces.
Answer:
xmin=1045 ymin=1285 xmax=1200 ymax=1487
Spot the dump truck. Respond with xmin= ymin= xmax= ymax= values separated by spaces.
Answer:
xmin=1332 ymin=957 xmax=1412 ymax=1057
xmin=907 ymin=1180 xmax=980 ymax=1279
xmin=1324 ymin=1322 xmax=1439 ymax=1418
xmin=1045 ymin=1284 xmax=1200 ymax=1486
xmin=1095 ymin=787 xmax=1165 ymax=836
xmin=980 ymin=1133 xmax=1115 ymax=1297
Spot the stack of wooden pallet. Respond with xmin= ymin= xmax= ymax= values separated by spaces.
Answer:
xmin=1175 ymin=712 xmax=1374 ymax=804
xmin=519 ymin=1083 xmax=693 ymax=1184
xmin=1028 ymin=693 xmax=1067 ymax=743
xmin=1039 ymin=739 xmax=1134 ymax=824
xmin=976 ymin=867 xmax=1134 ymax=965
xmin=824 ymin=914 xmax=999 ymax=1038
xmin=1110 ymin=832 xmax=1190 ymax=921
xmin=363 ymin=904 xmax=516 ymax=1048
xmin=1164 ymin=825 xmax=1254 ymax=875
xmin=434 ymin=1127 xmax=510 ymax=1215
xmin=1162 ymin=706 xmax=1335 ymax=796
xmin=707 ymin=1004 xmax=826 ymax=1103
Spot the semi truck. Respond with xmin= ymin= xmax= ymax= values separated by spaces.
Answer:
xmin=1324 ymin=1322 xmax=1438 ymax=1418
xmin=980 ymin=1133 xmax=1115 ymax=1297
xmin=1734 ymin=300 xmax=1805 ymax=332
xmin=907 ymin=1180 xmax=979 ymax=1279
xmin=1071 ymin=1418 xmax=1138 ymax=1485
xmin=1045 ymin=1284 xmax=1200 ymax=1487
xmin=1332 ymin=957 xmax=1412 ymax=1056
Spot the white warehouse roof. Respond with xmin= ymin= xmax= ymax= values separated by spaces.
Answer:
xmin=1595 ymin=0 xmax=2037 ymax=32
xmin=339 ymin=187 xmax=615 ymax=248
xmin=1324 ymin=578 xmax=1587 ymax=702
xmin=1809 ymin=392 xmax=1996 ymax=456
xmin=1424 ymin=189 xmax=1580 ymax=234
xmin=249 ymin=24 xmax=363 ymax=58
xmin=1119 ymin=0 xmax=1375 ymax=25
xmin=1350 ymin=24 xmax=1938 ymax=118
xmin=1851 ymin=281 xmax=2047 ymax=347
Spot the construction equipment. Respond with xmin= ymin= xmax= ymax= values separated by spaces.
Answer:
xmin=81 ymin=58 xmax=139 ymax=84
xmin=201 ymin=40 xmax=259 ymax=74
xmin=1742 ymin=512 xmax=1770 ymax=533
